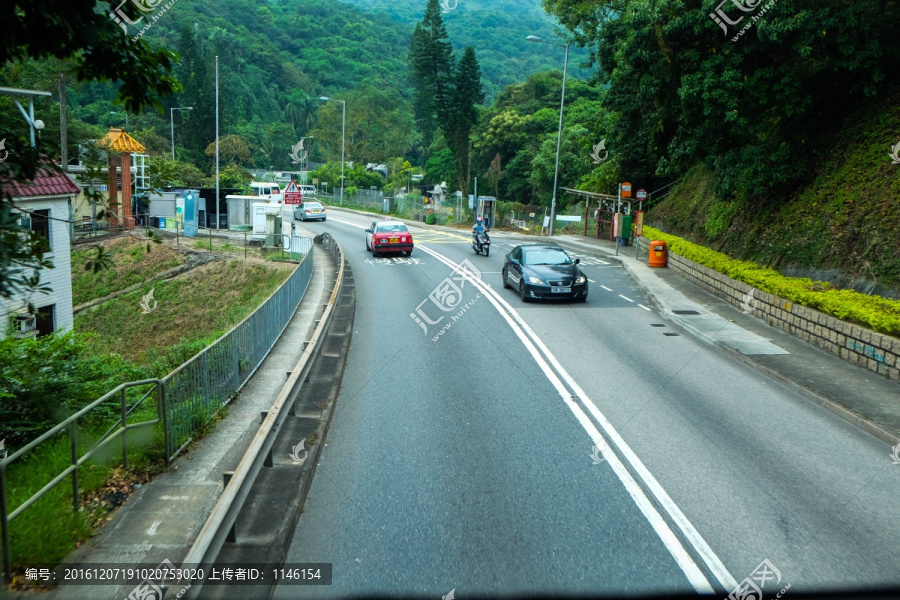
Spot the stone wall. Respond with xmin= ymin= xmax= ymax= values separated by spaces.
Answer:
xmin=637 ymin=237 xmax=900 ymax=382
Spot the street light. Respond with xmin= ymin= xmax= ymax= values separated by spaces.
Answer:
xmin=320 ymin=96 xmax=346 ymax=206
xmin=527 ymin=35 xmax=569 ymax=236
xmin=170 ymin=106 xmax=193 ymax=160
xmin=300 ymin=135 xmax=314 ymax=174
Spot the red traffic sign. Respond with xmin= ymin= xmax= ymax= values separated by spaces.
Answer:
xmin=283 ymin=180 xmax=302 ymax=205
xmin=636 ymin=189 xmax=647 ymax=199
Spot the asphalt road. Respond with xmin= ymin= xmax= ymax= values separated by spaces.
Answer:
xmin=274 ymin=211 xmax=900 ymax=599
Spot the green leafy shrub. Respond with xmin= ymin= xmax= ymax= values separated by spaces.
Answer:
xmin=425 ymin=212 xmax=437 ymax=225
xmin=643 ymin=227 xmax=900 ymax=336
xmin=0 ymin=333 xmax=149 ymax=449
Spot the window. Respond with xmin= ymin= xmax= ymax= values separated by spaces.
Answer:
xmin=35 ymin=304 xmax=55 ymax=337
xmin=30 ymin=209 xmax=51 ymax=251
xmin=523 ymin=248 xmax=571 ymax=266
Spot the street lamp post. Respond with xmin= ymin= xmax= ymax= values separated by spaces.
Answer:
xmin=170 ymin=106 xmax=193 ymax=160
xmin=527 ymin=35 xmax=569 ymax=237
xmin=320 ymin=97 xmax=346 ymax=206
xmin=300 ymin=136 xmax=314 ymax=176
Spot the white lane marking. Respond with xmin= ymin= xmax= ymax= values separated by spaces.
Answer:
xmin=600 ymin=285 xmax=613 ymax=291
xmin=588 ymin=279 xmax=597 ymax=283
xmin=619 ymin=295 xmax=634 ymax=303
xmin=639 ymin=304 xmax=652 ymax=311
xmin=324 ymin=224 xmax=735 ymax=591
xmin=449 ymin=253 xmax=739 ymax=593
xmin=147 ymin=520 xmax=161 ymax=536
xmin=598 ymin=259 xmax=610 ymax=265
xmin=420 ymin=245 xmax=725 ymax=594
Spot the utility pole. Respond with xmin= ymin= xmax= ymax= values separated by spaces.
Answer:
xmin=59 ymin=74 xmax=67 ymax=172
xmin=215 ymin=55 xmax=220 ymax=230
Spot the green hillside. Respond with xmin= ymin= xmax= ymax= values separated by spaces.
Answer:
xmin=648 ymin=88 xmax=900 ymax=297
xmin=343 ymin=0 xmax=591 ymax=98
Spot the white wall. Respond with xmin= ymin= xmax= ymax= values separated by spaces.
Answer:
xmin=0 ymin=197 xmax=75 ymax=338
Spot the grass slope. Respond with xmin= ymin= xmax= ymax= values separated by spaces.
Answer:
xmin=71 ymin=236 xmax=183 ymax=306
xmin=649 ymin=89 xmax=900 ymax=294
xmin=75 ymin=259 xmax=293 ymax=368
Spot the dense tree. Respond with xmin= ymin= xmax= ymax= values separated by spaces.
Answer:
xmin=311 ymin=85 xmax=416 ymax=164
xmin=0 ymin=0 xmax=179 ymax=299
xmin=409 ymin=1 xmax=485 ymax=195
xmin=543 ymin=0 xmax=900 ymax=199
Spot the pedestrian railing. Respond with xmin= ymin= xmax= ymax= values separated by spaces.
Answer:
xmin=0 ymin=379 xmax=163 ymax=581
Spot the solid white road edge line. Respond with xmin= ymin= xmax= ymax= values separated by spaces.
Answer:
xmin=418 ymin=244 xmax=717 ymax=594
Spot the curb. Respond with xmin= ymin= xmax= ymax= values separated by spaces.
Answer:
xmin=555 ymin=239 xmax=900 ymax=447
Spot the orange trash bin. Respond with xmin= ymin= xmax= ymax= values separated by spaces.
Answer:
xmin=648 ymin=240 xmax=667 ymax=268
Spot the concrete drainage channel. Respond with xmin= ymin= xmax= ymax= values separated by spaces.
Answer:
xmin=173 ymin=233 xmax=355 ymax=600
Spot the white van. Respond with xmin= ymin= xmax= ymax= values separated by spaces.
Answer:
xmin=299 ymin=185 xmax=317 ymax=197
xmin=250 ymin=182 xmax=282 ymax=203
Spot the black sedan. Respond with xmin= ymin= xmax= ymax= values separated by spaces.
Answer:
xmin=502 ymin=244 xmax=588 ymax=302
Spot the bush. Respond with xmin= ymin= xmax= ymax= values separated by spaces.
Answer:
xmin=425 ymin=212 xmax=437 ymax=225
xmin=643 ymin=227 xmax=900 ymax=336
xmin=0 ymin=333 xmax=148 ymax=450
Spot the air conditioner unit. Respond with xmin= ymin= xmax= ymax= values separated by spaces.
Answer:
xmin=12 ymin=314 xmax=37 ymax=339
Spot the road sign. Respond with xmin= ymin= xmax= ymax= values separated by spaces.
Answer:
xmin=636 ymin=189 xmax=647 ymax=200
xmin=621 ymin=182 xmax=632 ymax=198
xmin=284 ymin=180 xmax=302 ymax=205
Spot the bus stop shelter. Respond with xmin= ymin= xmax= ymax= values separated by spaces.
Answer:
xmin=561 ymin=188 xmax=635 ymax=241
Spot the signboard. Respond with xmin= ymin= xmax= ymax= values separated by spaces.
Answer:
xmin=636 ymin=189 xmax=647 ymax=200
xmin=283 ymin=180 xmax=302 ymax=205
xmin=556 ymin=215 xmax=582 ymax=222
xmin=621 ymin=182 xmax=632 ymax=198
xmin=634 ymin=210 xmax=645 ymax=237
xmin=613 ymin=212 xmax=622 ymax=237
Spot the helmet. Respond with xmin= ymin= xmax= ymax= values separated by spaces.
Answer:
xmin=477 ymin=217 xmax=483 ymax=222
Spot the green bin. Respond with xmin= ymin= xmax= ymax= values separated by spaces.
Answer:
xmin=621 ymin=215 xmax=634 ymax=239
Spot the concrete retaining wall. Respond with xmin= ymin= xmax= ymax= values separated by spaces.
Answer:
xmin=637 ymin=237 xmax=900 ymax=382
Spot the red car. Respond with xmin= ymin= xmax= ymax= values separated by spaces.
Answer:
xmin=365 ymin=220 xmax=414 ymax=256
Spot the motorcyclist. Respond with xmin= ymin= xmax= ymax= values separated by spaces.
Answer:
xmin=472 ymin=217 xmax=486 ymax=248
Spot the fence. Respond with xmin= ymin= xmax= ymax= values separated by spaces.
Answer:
xmin=161 ymin=238 xmax=313 ymax=461
xmin=0 ymin=238 xmax=315 ymax=582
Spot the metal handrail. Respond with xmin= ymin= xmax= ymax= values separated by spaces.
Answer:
xmin=1 ymin=379 xmax=163 ymax=581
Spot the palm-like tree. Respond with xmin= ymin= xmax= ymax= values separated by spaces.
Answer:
xmin=284 ymin=91 xmax=317 ymax=134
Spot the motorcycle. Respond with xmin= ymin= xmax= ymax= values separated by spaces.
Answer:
xmin=472 ymin=229 xmax=491 ymax=256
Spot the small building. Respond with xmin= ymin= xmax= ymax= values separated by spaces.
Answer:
xmin=0 ymin=165 xmax=81 ymax=339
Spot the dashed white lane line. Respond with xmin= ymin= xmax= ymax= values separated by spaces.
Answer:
xmin=619 ymin=295 xmax=634 ymax=303
xmin=639 ymin=304 xmax=652 ymax=311
xmin=600 ymin=285 xmax=613 ymax=291
xmin=588 ymin=279 xmax=597 ymax=283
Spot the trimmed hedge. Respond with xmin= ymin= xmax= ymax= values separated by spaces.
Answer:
xmin=642 ymin=226 xmax=900 ymax=337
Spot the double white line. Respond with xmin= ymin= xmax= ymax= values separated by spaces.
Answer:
xmin=419 ymin=244 xmax=738 ymax=595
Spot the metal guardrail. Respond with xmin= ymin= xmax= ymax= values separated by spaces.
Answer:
xmin=0 ymin=237 xmax=315 ymax=582
xmin=178 ymin=232 xmax=344 ymax=600
xmin=0 ymin=379 xmax=163 ymax=581
xmin=161 ymin=240 xmax=314 ymax=463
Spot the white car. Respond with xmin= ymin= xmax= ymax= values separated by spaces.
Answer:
xmin=294 ymin=201 xmax=326 ymax=221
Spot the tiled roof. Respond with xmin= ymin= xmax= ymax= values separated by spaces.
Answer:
xmin=98 ymin=128 xmax=146 ymax=153
xmin=2 ymin=164 xmax=81 ymax=198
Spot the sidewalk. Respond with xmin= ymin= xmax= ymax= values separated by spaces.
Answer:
xmin=553 ymin=234 xmax=900 ymax=446
xmin=27 ymin=225 xmax=335 ymax=600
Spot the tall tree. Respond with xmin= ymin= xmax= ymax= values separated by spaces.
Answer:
xmin=409 ymin=0 xmax=455 ymax=143
xmin=446 ymin=46 xmax=485 ymax=195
